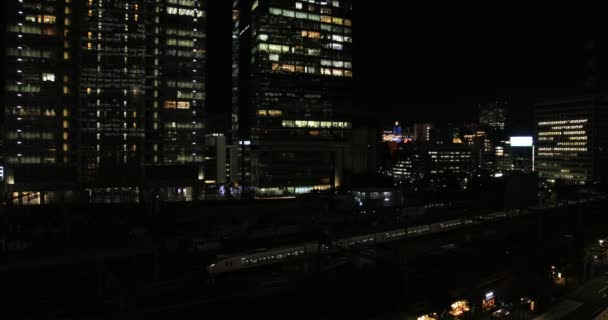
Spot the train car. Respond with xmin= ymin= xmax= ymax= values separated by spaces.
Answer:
xmin=430 ymin=218 xmax=467 ymax=232
xmin=207 ymin=242 xmax=319 ymax=274
xmin=406 ymin=224 xmax=432 ymax=237
xmin=376 ymin=228 xmax=408 ymax=243
xmin=335 ymin=233 xmax=376 ymax=248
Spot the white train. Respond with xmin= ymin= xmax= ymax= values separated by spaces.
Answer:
xmin=207 ymin=209 xmax=526 ymax=274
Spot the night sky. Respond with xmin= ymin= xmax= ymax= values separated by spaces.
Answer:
xmin=207 ymin=2 xmax=602 ymax=136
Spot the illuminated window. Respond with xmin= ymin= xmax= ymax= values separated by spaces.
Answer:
xmin=42 ymin=73 xmax=55 ymax=82
xmin=281 ymin=64 xmax=295 ymax=72
xmin=295 ymin=2 xmax=303 ymax=9
xmin=269 ymin=54 xmax=279 ymax=61
xmin=257 ymin=110 xmax=267 ymax=117
xmin=302 ymin=30 xmax=320 ymax=39
xmin=268 ymin=110 xmax=282 ymax=117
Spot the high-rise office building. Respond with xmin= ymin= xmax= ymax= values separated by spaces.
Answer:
xmin=236 ymin=0 xmax=354 ymax=196
xmin=79 ymin=0 xmax=148 ymax=202
xmin=479 ymin=101 xmax=506 ymax=134
xmin=144 ymin=0 xmax=207 ymax=201
xmin=2 ymin=0 xmax=208 ymax=204
xmin=535 ymin=94 xmax=608 ymax=186
xmin=2 ymin=0 xmax=78 ymax=205
xmin=413 ymin=123 xmax=434 ymax=144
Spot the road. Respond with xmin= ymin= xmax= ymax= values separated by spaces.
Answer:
xmin=533 ymin=274 xmax=608 ymax=320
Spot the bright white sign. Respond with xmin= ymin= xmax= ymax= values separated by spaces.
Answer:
xmin=510 ymin=136 xmax=533 ymax=147
xmin=0 ymin=165 xmax=4 ymax=181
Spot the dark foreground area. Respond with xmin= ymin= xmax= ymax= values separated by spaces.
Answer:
xmin=2 ymin=199 xmax=607 ymax=319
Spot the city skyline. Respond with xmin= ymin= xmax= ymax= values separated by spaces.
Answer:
xmin=205 ymin=2 xmax=606 ymax=135
xmin=2 ymin=1 xmax=608 ymax=319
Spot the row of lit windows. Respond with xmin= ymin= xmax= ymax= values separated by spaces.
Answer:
xmin=166 ymin=29 xmax=205 ymax=38
xmin=282 ymin=120 xmax=351 ymax=128
xmin=428 ymin=151 xmax=469 ymax=155
xmin=24 ymin=15 xmax=56 ymax=24
xmin=295 ymin=0 xmax=343 ymax=10
xmin=6 ymin=132 xmax=55 ymax=140
xmin=165 ymin=122 xmax=204 ymax=129
xmin=166 ymin=81 xmax=204 ymax=89
xmin=267 ymin=62 xmax=352 ymax=77
xmin=167 ymin=7 xmax=205 ymax=17
xmin=538 ymin=131 xmax=587 ymax=136
xmin=537 ymin=147 xmax=588 ymax=152
xmin=7 ymin=25 xmax=56 ymax=36
xmin=257 ymin=110 xmax=283 ymax=117
xmin=556 ymin=142 xmax=587 ymax=146
xmin=269 ymin=7 xmax=351 ymax=26
xmin=6 ymin=84 xmax=40 ymax=93
xmin=6 ymin=156 xmax=56 ymax=164
xmin=538 ymin=119 xmax=588 ymax=126
xmin=166 ymin=39 xmax=196 ymax=47
xmin=255 ymin=185 xmax=330 ymax=195
xmin=6 ymin=48 xmax=54 ymax=59
xmin=5 ymin=107 xmax=57 ymax=117
xmin=163 ymin=101 xmax=191 ymax=109
xmin=167 ymin=0 xmax=197 ymax=7
xmin=259 ymin=43 xmax=291 ymax=53
xmin=547 ymin=125 xmax=585 ymax=130
xmin=320 ymin=67 xmax=352 ymax=77
xmin=164 ymin=49 xmax=205 ymax=58
xmin=321 ymin=59 xmax=352 ymax=69
xmin=299 ymin=31 xmax=352 ymax=43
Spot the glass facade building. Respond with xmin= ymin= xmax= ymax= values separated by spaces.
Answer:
xmin=2 ymin=0 xmax=78 ymax=204
xmin=2 ymin=0 xmax=207 ymax=204
xmin=237 ymin=0 xmax=354 ymax=195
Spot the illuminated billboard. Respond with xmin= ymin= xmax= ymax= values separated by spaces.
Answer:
xmin=510 ymin=136 xmax=533 ymax=147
